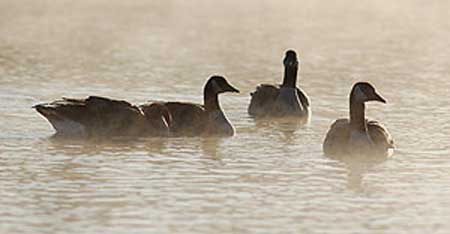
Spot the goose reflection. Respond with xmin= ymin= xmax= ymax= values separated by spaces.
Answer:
xmin=43 ymin=135 xmax=167 ymax=156
xmin=253 ymin=117 xmax=304 ymax=145
xmin=200 ymin=137 xmax=224 ymax=160
xmin=326 ymin=153 xmax=389 ymax=192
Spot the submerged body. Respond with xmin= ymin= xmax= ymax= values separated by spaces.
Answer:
xmin=161 ymin=75 xmax=239 ymax=136
xmin=248 ymin=50 xmax=310 ymax=120
xmin=34 ymin=96 xmax=171 ymax=137
xmin=323 ymin=82 xmax=394 ymax=157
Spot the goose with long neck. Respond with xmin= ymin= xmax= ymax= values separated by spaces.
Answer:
xmin=163 ymin=75 xmax=239 ymax=136
xmin=275 ymin=50 xmax=305 ymax=116
xmin=349 ymin=83 xmax=386 ymax=132
xmin=323 ymin=82 xmax=394 ymax=157
xmin=281 ymin=50 xmax=299 ymax=88
xmin=248 ymin=49 xmax=310 ymax=119
xmin=203 ymin=76 xmax=231 ymax=112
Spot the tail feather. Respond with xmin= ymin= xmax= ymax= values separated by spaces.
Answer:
xmin=248 ymin=84 xmax=280 ymax=116
xmin=34 ymin=103 xmax=87 ymax=136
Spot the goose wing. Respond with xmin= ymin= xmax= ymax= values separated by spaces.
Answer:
xmin=34 ymin=96 xmax=145 ymax=136
xmin=367 ymin=120 xmax=394 ymax=150
xmin=248 ymin=84 xmax=280 ymax=117
xmin=163 ymin=102 xmax=208 ymax=136
xmin=248 ymin=84 xmax=310 ymax=117
xmin=139 ymin=102 xmax=172 ymax=135
xmin=84 ymin=96 xmax=147 ymax=135
xmin=296 ymin=87 xmax=310 ymax=107
xmin=323 ymin=118 xmax=351 ymax=156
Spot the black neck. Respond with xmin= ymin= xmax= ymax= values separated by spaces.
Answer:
xmin=281 ymin=65 xmax=298 ymax=88
xmin=349 ymin=95 xmax=367 ymax=132
xmin=203 ymin=85 xmax=220 ymax=112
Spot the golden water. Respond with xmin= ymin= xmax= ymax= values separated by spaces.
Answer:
xmin=0 ymin=0 xmax=449 ymax=233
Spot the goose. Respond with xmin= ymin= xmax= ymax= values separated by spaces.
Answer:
xmin=323 ymin=82 xmax=394 ymax=157
xmin=248 ymin=50 xmax=310 ymax=120
xmin=161 ymin=75 xmax=239 ymax=136
xmin=34 ymin=96 xmax=171 ymax=137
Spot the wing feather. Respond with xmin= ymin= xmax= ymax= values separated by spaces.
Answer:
xmin=248 ymin=84 xmax=280 ymax=117
xmin=34 ymin=96 xmax=146 ymax=136
xmin=367 ymin=120 xmax=394 ymax=149
xmin=163 ymin=102 xmax=208 ymax=136
xmin=323 ymin=118 xmax=351 ymax=156
xmin=296 ymin=87 xmax=310 ymax=107
xmin=248 ymin=84 xmax=310 ymax=117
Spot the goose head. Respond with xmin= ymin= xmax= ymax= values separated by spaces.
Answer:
xmin=350 ymin=82 xmax=386 ymax=104
xmin=283 ymin=50 xmax=299 ymax=68
xmin=204 ymin=75 xmax=240 ymax=95
xmin=282 ymin=50 xmax=299 ymax=88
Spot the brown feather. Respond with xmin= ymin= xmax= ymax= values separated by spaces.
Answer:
xmin=248 ymin=84 xmax=310 ymax=117
xmin=323 ymin=119 xmax=393 ymax=156
xmin=35 ymin=96 xmax=168 ymax=137
xmin=367 ymin=120 xmax=395 ymax=149
xmin=162 ymin=102 xmax=208 ymax=136
xmin=248 ymin=84 xmax=279 ymax=117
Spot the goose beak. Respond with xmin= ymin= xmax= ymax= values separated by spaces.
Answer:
xmin=373 ymin=92 xmax=387 ymax=104
xmin=226 ymin=84 xmax=240 ymax=93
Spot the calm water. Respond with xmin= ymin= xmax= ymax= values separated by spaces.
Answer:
xmin=0 ymin=0 xmax=449 ymax=233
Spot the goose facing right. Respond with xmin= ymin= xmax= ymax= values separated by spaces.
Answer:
xmin=161 ymin=75 xmax=239 ymax=136
xmin=323 ymin=82 xmax=394 ymax=157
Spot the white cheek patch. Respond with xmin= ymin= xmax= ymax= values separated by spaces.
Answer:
xmin=353 ymin=86 xmax=368 ymax=102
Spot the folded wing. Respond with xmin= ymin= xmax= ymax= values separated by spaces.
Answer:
xmin=162 ymin=102 xmax=208 ymax=136
xmin=34 ymin=96 xmax=148 ymax=136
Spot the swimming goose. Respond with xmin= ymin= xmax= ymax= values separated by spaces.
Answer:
xmin=34 ymin=96 xmax=171 ymax=137
xmin=248 ymin=50 xmax=310 ymax=120
xmin=323 ymin=82 xmax=394 ymax=157
xmin=162 ymin=75 xmax=239 ymax=136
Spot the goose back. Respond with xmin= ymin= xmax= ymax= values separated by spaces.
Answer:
xmin=367 ymin=120 xmax=395 ymax=150
xmin=323 ymin=118 xmax=393 ymax=156
xmin=162 ymin=102 xmax=208 ymax=136
xmin=35 ymin=96 xmax=168 ymax=137
xmin=248 ymin=84 xmax=310 ymax=117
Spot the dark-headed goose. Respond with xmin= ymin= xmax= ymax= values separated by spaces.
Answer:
xmin=248 ymin=50 xmax=310 ymax=120
xmin=323 ymin=82 xmax=394 ymax=157
xmin=34 ymin=96 xmax=171 ymax=137
xmin=162 ymin=75 xmax=239 ymax=136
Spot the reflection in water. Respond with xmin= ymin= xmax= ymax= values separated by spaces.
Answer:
xmin=253 ymin=117 xmax=305 ymax=143
xmin=200 ymin=137 xmax=223 ymax=160
xmin=326 ymin=153 xmax=389 ymax=192
xmin=43 ymin=135 xmax=168 ymax=156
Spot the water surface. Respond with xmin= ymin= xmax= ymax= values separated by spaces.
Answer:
xmin=0 ymin=0 xmax=449 ymax=233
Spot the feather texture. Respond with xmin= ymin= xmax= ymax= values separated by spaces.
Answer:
xmin=323 ymin=118 xmax=394 ymax=157
xmin=34 ymin=96 xmax=170 ymax=137
xmin=248 ymin=84 xmax=310 ymax=118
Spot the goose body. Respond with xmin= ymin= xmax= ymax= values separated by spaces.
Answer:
xmin=249 ymin=85 xmax=310 ymax=117
xmin=248 ymin=50 xmax=310 ymax=120
xmin=323 ymin=82 xmax=394 ymax=157
xmin=161 ymin=75 xmax=239 ymax=136
xmin=34 ymin=96 xmax=171 ymax=137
